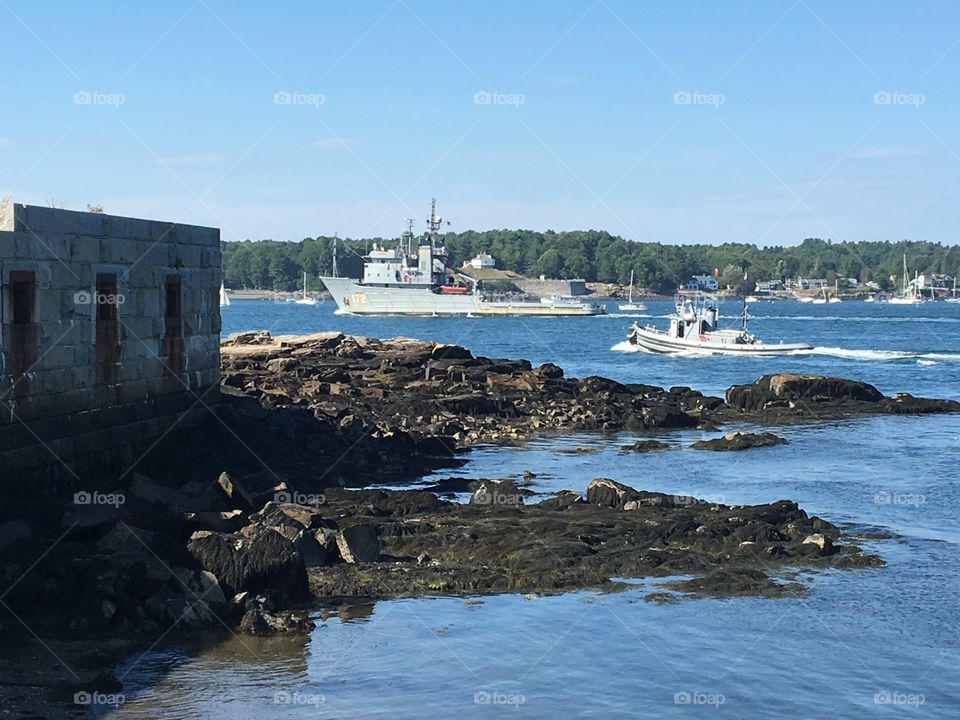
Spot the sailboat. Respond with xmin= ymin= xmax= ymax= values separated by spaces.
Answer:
xmin=618 ymin=271 xmax=647 ymax=312
xmin=219 ymin=283 xmax=230 ymax=307
xmin=811 ymin=287 xmax=828 ymax=305
xmin=829 ymin=279 xmax=842 ymax=303
xmin=889 ymin=254 xmax=924 ymax=305
xmin=295 ymin=271 xmax=317 ymax=306
xmin=946 ymin=277 xmax=959 ymax=303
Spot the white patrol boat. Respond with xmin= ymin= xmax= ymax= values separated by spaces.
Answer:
xmin=320 ymin=199 xmax=605 ymax=316
xmin=627 ymin=295 xmax=812 ymax=356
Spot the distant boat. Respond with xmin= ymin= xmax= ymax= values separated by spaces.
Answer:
xmin=219 ymin=283 xmax=230 ymax=307
xmin=745 ymin=295 xmax=759 ymax=304
xmin=889 ymin=254 xmax=924 ymax=305
xmin=811 ymin=288 xmax=828 ymax=305
xmin=295 ymin=271 xmax=317 ymax=306
xmin=618 ymin=271 xmax=647 ymax=312
xmin=626 ymin=294 xmax=811 ymax=355
xmin=864 ymin=295 xmax=876 ymax=303
xmin=829 ymin=280 xmax=843 ymax=303
xmin=947 ymin=277 xmax=959 ymax=303
xmin=798 ymin=295 xmax=815 ymax=303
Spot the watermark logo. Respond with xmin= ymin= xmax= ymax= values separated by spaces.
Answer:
xmin=74 ymin=290 xmax=126 ymax=307
xmin=674 ymin=690 xmax=725 ymax=707
xmin=673 ymin=90 xmax=725 ymax=107
xmin=273 ymin=90 xmax=325 ymax=108
xmin=473 ymin=90 xmax=526 ymax=108
xmin=874 ymin=690 xmax=925 ymax=708
xmin=274 ymin=491 xmax=326 ymax=506
xmin=273 ymin=690 xmax=325 ymax=707
xmin=74 ymin=90 xmax=126 ymax=108
xmin=74 ymin=691 xmax=125 ymax=708
xmin=472 ymin=488 xmax=524 ymax=506
xmin=74 ymin=490 xmax=125 ymax=508
xmin=873 ymin=91 xmax=925 ymax=108
xmin=873 ymin=490 xmax=926 ymax=508
xmin=474 ymin=690 xmax=526 ymax=707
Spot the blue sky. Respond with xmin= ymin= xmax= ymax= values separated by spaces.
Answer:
xmin=2 ymin=1 xmax=959 ymax=245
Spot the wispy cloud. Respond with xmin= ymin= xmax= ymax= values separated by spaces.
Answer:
xmin=312 ymin=136 xmax=355 ymax=150
xmin=155 ymin=154 xmax=225 ymax=165
xmin=852 ymin=144 xmax=928 ymax=159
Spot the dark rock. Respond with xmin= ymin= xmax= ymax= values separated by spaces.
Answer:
xmin=431 ymin=344 xmax=473 ymax=360
xmin=240 ymin=607 xmax=315 ymax=635
xmin=691 ymin=431 xmax=789 ymax=451
xmin=217 ymin=472 xmax=255 ymax=512
xmin=619 ymin=439 xmax=671 ymax=453
xmin=186 ymin=527 xmax=309 ymax=601
xmin=726 ymin=373 xmax=884 ymax=412
xmin=585 ymin=478 xmax=639 ymax=508
xmin=336 ymin=524 xmax=380 ymax=564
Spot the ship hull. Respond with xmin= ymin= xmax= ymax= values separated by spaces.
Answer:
xmin=321 ymin=277 xmax=605 ymax=316
xmin=628 ymin=324 xmax=811 ymax=356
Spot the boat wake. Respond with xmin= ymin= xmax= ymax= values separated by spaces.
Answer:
xmin=611 ymin=341 xmax=960 ymax=364
xmin=792 ymin=347 xmax=960 ymax=363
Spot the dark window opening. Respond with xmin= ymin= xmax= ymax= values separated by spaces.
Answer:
xmin=10 ymin=271 xmax=36 ymax=325
xmin=164 ymin=276 xmax=182 ymax=337
xmin=96 ymin=273 xmax=118 ymax=323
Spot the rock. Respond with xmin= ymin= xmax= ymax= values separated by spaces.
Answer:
xmin=336 ymin=524 xmax=380 ymax=564
xmin=620 ymin=439 xmax=670 ymax=453
xmin=725 ymin=374 xmax=884 ymax=412
xmin=217 ymin=472 xmax=255 ymax=511
xmin=431 ymin=343 xmax=472 ymax=360
xmin=469 ymin=480 xmax=525 ymax=506
xmin=691 ymin=432 xmax=788 ymax=451
xmin=186 ymin=527 xmax=309 ymax=600
xmin=537 ymin=490 xmax=584 ymax=511
xmin=535 ymin=363 xmax=564 ymax=379
xmin=585 ymin=478 xmax=639 ymax=508
xmin=801 ymin=533 xmax=836 ymax=555
xmin=292 ymin=529 xmax=335 ymax=568
xmin=239 ymin=608 xmax=315 ymax=635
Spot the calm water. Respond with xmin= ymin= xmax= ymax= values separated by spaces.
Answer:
xmin=112 ymin=299 xmax=960 ymax=718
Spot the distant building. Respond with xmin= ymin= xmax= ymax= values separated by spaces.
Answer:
xmin=916 ymin=273 xmax=954 ymax=289
xmin=690 ymin=274 xmax=719 ymax=292
xmin=754 ymin=280 xmax=781 ymax=293
xmin=0 ymin=200 xmax=221 ymax=486
xmin=797 ymin=277 xmax=828 ymax=290
xmin=463 ymin=252 xmax=496 ymax=269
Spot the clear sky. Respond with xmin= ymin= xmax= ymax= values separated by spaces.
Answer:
xmin=2 ymin=1 xmax=958 ymax=245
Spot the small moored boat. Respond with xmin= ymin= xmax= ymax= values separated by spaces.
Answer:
xmin=626 ymin=295 xmax=812 ymax=356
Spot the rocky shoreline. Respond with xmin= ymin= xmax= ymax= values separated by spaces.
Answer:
xmin=2 ymin=331 xmax=957 ymax=716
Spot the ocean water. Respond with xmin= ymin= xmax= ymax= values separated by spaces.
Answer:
xmin=111 ymin=299 xmax=960 ymax=718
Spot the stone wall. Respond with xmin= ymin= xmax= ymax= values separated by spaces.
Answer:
xmin=0 ymin=201 xmax=221 ymax=492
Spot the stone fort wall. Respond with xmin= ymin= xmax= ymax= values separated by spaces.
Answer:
xmin=0 ymin=201 xmax=221 ymax=492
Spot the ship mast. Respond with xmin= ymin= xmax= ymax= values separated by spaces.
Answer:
xmin=331 ymin=232 xmax=339 ymax=278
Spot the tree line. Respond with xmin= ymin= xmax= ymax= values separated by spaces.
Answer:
xmin=222 ymin=231 xmax=960 ymax=294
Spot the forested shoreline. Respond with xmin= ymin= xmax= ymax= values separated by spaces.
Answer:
xmin=222 ymin=230 xmax=960 ymax=294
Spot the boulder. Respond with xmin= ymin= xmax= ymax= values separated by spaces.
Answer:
xmin=336 ymin=524 xmax=380 ymax=564
xmin=585 ymin=478 xmax=639 ymax=508
xmin=186 ymin=527 xmax=309 ymax=600
xmin=725 ymin=374 xmax=884 ymax=412
xmin=619 ymin=439 xmax=670 ymax=453
xmin=691 ymin=432 xmax=788 ymax=451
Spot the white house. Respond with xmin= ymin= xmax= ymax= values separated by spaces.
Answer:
xmin=691 ymin=274 xmax=719 ymax=291
xmin=463 ymin=252 xmax=496 ymax=269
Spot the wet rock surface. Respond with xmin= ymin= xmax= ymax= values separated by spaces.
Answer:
xmin=305 ymin=480 xmax=880 ymax=600
xmin=221 ymin=333 xmax=959 ymax=446
xmin=691 ymin=431 xmax=789 ymax=451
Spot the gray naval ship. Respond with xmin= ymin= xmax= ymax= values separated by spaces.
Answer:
xmin=321 ymin=200 xmax=605 ymax=316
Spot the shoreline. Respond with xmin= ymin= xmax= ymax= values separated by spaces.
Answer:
xmin=2 ymin=331 xmax=958 ymax=716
